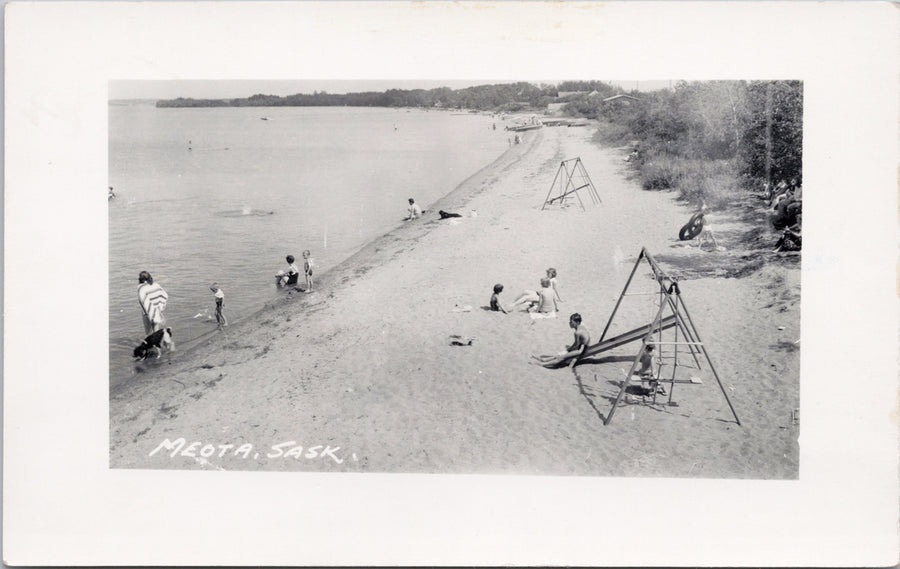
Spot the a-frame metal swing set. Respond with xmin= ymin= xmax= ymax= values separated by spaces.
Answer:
xmin=541 ymin=157 xmax=602 ymax=211
xmin=598 ymin=248 xmax=742 ymax=426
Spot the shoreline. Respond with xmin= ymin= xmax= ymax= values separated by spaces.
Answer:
xmin=112 ymin=130 xmax=538 ymax=393
xmin=111 ymin=125 xmax=799 ymax=478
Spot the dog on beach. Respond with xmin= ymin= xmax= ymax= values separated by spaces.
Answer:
xmin=133 ymin=327 xmax=174 ymax=360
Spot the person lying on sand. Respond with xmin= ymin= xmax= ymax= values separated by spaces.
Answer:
xmin=532 ymin=313 xmax=590 ymax=368
xmin=439 ymin=210 xmax=462 ymax=219
xmin=509 ymin=289 xmax=539 ymax=311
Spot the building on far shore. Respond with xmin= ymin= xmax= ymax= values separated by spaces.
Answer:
xmin=602 ymin=94 xmax=641 ymax=106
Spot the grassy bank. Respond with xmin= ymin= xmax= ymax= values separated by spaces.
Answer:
xmin=593 ymin=125 xmax=744 ymax=208
xmin=584 ymin=80 xmax=801 ymax=214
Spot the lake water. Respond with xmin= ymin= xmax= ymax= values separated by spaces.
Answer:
xmin=109 ymin=103 xmax=509 ymax=384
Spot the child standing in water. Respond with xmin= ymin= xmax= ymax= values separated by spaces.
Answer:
xmin=302 ymin=250 xmax=315 ymax=292
xmin=210 ymin=283 xmax=227 ymax=328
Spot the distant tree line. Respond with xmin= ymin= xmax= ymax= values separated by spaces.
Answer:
xmin=156 ymin=82 xmax=566 ymax=112
xmin=157 ymin=79 xmax=802 ymax=196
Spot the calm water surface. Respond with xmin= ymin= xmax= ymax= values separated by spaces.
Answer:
xmin=109 ymin=103 xmax=509 ymax=384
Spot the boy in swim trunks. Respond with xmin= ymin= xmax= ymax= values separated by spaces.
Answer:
xmin=532 ymin=313 xmax=591 ymax=368
xmin=303 ymin=250 xmax=315 ymax=292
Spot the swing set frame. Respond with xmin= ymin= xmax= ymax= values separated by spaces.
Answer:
xmin=541 ymin=157 xmax=602 ymax=211
xmin=600 ymin=248 xmax=741 ymax=426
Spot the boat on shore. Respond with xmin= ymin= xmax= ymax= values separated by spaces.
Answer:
xmin=543 ymin=118 xmax=590 ymax=128
xmin=505 ymin=115 xmax=543 ymax=132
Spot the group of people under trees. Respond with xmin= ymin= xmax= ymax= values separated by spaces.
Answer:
xmin=677 ymin=177 xmax=802 ymax=253
xmin=767 ymin=178 xmax=802 ymax=252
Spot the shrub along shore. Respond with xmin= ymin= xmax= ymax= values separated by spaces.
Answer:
xmin=586 ymin=81 xmax=803 ymax=248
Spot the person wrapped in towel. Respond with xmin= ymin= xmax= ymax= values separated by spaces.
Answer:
xmin=137 ymin=270 xmax=168 ymax=334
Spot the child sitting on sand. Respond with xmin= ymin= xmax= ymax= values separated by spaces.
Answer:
xmin=405 ymin=198 xmax=422 ymax=220
xmin=490 ymin=284 xmax=508 ymax=314
xmin=530 ymin=278 xmax=558 ymax=319
xmin=546 ymin=267 xmax=562 ymax=302
xmin=302 ymin=250 xmax=314 ymax=292
xmin=509 ymin=278 xmax=558 ymax=318
xmin=510 ymin=269 xmax=562 ymax=311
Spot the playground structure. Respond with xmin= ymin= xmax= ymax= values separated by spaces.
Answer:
xmin=541 ymin=157 xmax=601 ymax=211
xmin=551 ymin=248 xmax=741 ymax=426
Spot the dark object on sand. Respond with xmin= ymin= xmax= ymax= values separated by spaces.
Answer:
xmin=449 ymin=334 xmax=474 ymax=346
xmin=439 ymin=210 xmax=463 ymax=219
xmin=678 ymin=212 xmax=705 ymax=240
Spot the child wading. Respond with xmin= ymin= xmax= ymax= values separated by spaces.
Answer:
xmin=302 ymin=250 xmax=315 ymax=292
xmin=210 ymin=283 xmax=227 ymax=328
xmin=281 ymin=255 xmax=300 ymax=287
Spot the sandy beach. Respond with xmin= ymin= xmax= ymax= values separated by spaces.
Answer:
xmin=110 ymin=125 xmax=800 ymax=478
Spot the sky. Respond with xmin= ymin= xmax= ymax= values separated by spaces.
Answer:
xmin=109 ymin=79 xmax=675 ymax=100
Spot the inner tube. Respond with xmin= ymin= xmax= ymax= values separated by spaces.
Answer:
xmin=678 ymin=213 xmax=705 ymax=241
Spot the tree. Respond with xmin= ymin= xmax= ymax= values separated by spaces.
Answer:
xmin=739 ymin=81 xmax=803 ymax=185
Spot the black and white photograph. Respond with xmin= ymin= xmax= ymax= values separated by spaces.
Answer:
xmin=108 ymin=79 xmax=802 ymax=477
xmin=4 ymin=2 xmax=898 ymax=566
